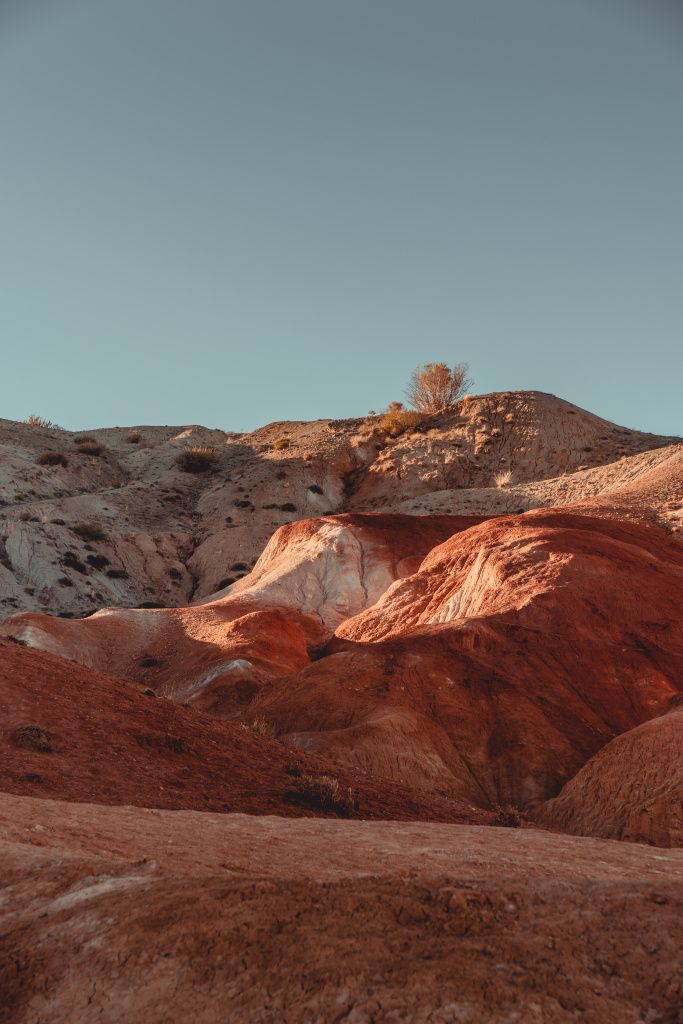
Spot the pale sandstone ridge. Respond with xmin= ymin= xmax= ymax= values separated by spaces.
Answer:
xmin=0 ymin=391 xmax=679 ymax=620
xmin=536 ymin=701 xmax=683 ymax=847
xmin=1 ymin=792 xmax=682 ymax=1024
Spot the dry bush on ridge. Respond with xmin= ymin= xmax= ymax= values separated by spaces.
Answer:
xmin=406 ymin=362 xmax=472 ymax=413
xmin=36 ymin=451 xmax=68 ymax=468
xmin=175 ymin=446 xmax=219 ymax=473
xmin=273 ymin=437 xmax=291 ymax=451
xmin=25 ymin=415 xmax=63 ymax=429
xmin=126 ymin=430 xmax=142 ymax=444
xmin=378 ymin=401 xmax=427 ymax=438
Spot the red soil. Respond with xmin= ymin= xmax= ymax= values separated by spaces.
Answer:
xmin=0 ymin=638 xmax=494 ymax=825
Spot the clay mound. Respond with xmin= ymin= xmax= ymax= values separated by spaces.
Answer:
xmin=535 ymin=701 xmax=683 ymax=847
xmin=2 ymin=791 xmax=683 ymax=1024
xmin=5 ymin=509 xmax=683 ymax=813
xmin=1 ymin=392 xmax=677 ymax=621
xmin=246 ymin=512 xmax=683 ymax=807
xmin=0 ymin=638 xmax=494 ymax=825
xmin=1 ymin=514 xmax=479 ymax=708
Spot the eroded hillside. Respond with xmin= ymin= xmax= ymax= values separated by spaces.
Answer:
xmin=1 ymin=391 xmax=679 ymax=620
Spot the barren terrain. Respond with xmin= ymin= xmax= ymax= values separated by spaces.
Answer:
xmin=1 ymin=390 xmax=682 ymax=1022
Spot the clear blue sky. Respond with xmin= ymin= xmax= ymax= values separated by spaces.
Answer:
xmin=1 ymin=0 xmax=681 ymax=434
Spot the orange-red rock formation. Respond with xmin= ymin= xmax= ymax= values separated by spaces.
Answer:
xmin=536 ymin=699 xmax=683 ymax=846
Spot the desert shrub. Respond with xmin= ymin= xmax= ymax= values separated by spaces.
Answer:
xmin=405 ymin=362 xmax=472 ymax=413
xmin=216 ymin=576 xmax=236 ymax=589
xmin=11 ymin=724 xmax=53 ymax=752
xmin=61 ymin=551 xmax=88 ymax=574
xmin=126 ymin=430 xmax=142 ymax=444
xmin=175 ymin=446 xmax=218 ymax=473
xmin=37 ymin=451 xmax=68 ymax=468
xmin=74 ymin=437 xmax=106 ymax=457
xmin=286 ymin=774 xmax=357 ymax=816
xmin=25 ymin=415 xmax=62 ymax=429
xmin=106 ymin=567 xmax=128 ymax=579
xmin=72 ymin=521 xmax=108 ymax=542
xmin=494 ymin=470 xmax=512 ymax=488
xmin=279 ymin=502 xmax=297 ymax=512
xmin=492 ymin=804 xmax=523 ymax=828
xmin=273 ymin=437 xmax=290 ymax=450
xmin=308 ymin=484 xmax=323 ymax=495
xmin=86 ymin=553 xmax=110 ymax=568
xmin=378 ymin=402 xmax=426 ymax=438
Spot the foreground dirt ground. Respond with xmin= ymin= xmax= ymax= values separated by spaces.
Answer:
xmin=1 ymin=793 xmax=682 ymax=1024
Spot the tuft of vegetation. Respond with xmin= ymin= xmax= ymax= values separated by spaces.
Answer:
xmin=126 ymin=430 xmax=142 ymax=444
xmin=74 ymin=437 xmax=106 ymax=457
xmin=86 ymin=553 xmax=110 ymax=569
xmin=11 ymin=724 xmax=53 ymax=753
xmin=378 ymin=401 xmax=427 ymax=438
xmin=36 ymin=451 xmax=68 ymax=468
xmin=492 ymin=804 xmax=524 ymax=828
xmin=25 ymin=415 xmax=62 ymax=429
xmin=405 ymin=361 xmax=472 ymax=413
xmin=175 ymin=446 xmax=218 ymax=473
xmin=286 ymin=774 xmax=357 ymax=816
xmin=494 ymin=470 xmax=512 ymax=488
xmin=273 ymin=437 xmax=291 ymax=450
xmin=72 ymin=521 xmax=108 ymax=542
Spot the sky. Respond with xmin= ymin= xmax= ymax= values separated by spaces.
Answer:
xmin=0 ymin=0 xmax=681 ymax=434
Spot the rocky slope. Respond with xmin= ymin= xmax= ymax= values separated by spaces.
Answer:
xmin=1 ymin=391 xmax=679 ymax=620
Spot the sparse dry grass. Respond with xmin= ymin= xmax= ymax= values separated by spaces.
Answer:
xmin=126 ymin=430 xmax=142 ymax=444
xmin=287 ymin=774 xmax=357 ymax=816
xmin=494 ymin=470 xmax=512 ymax=488
xmin=72 ymin=521 xmax=108 ymax=542
xmin=25 ymin=415 xmax=62 ymax=429
xmin=378 ymin=402 xmax=427 ymax=438
xmin=273 ymin=437 xmax=291 ymax=451
xmin=74 ymin=437 xmax=106 ymax=457
xmin=36 ymin=451 xmax=68 ymax=468
xmin=492 ymin=804 xmax=524 ymax=828
xmin=175 ymin=446 xmax=219 ymax=473
xmin=242 ymin=716 xmax=276 ymax=738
